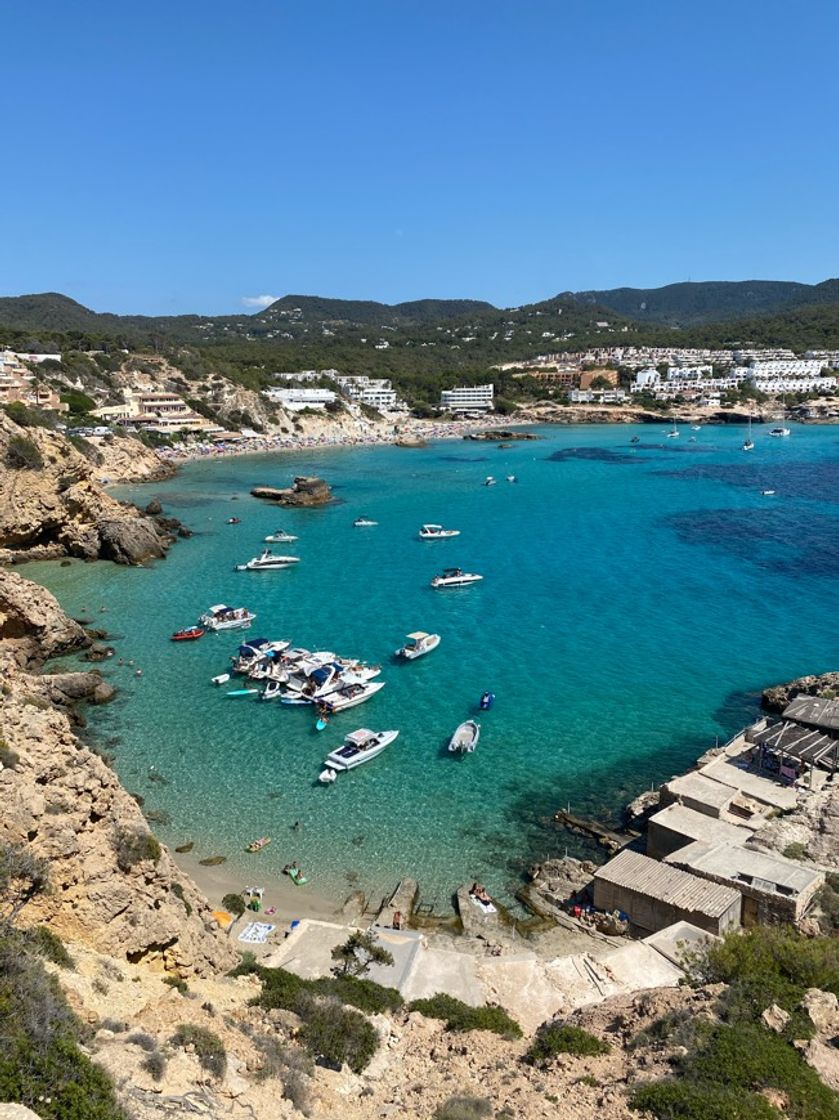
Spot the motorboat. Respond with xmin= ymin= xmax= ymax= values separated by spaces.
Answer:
xmin=319 ymin=681 xmax=385 ymax=713
xmin=431 ymin=568 xmax=483 ymax=589
xmin=171 ymin=627 xmax=204 ymax=642
xmin=264 ymin=529 xmax=299 ymax=542
xmin=691 ymin=425 xmax=702 ymax=431
xmin=419 ymin=524 xmax=460 ymax=539
xmin=199 ymin=604 xmax=256 ymax=631
xmin=761 ymin=489 xmax=776 ymax=496
xmin=448 ymin=720 xmax=480 ymax=754
xmin=230 ymin=638 xmax=290 ymax=673
xmin=484 ymin=476 xmax=496 ymax=486
xmin=236 ymin=549 xmax=300 ymax=571
xmin=226 ymin=517 xmax=241 ymax=524
xmin=506 ymin=475 xmax=517 ymax=483
xmin=479 ymin=691 xmax=495 ymax=711
xmin=395 ymin=631 xmax=441 ymax=660
xmin=318 ymin=767 xmax=337 ymax=784
xmin=320 ymin=728 xmax=399 ymax=774
xmin=354 ymin=516 xmax=378 ymax=527
xmin=260 ymin=679 xmax=284 ymax=701
xmin=630 ymin=436 xmax=640 ymax=444
xmin=211 ymin=672 xmax=230 ymax=686
xmin=769 ymin=427 xmax=791 ymax=437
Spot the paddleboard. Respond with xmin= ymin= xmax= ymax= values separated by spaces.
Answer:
xmin=226 ymin=688 xmax=258 ymax=697
xmin=290 ymin=873 xmax=308 ymax=886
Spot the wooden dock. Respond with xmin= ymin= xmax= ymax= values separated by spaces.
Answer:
xmin=553 ymin=809 xmax=639 ymax=853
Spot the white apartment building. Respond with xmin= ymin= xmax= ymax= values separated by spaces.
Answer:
xmin=666 ymin=365 xmax=713 ymax=380
xmin=748 ymin=375 xmax=837 ymax=394
xmin=568 ymin=388 xmax=627 ymax=404
xmin=747 ymin=359 xmax=824 ymax=377
xmin=805 ymin=350 xmax=839 ymax=367
xmin=630 ymin=368 xmax=660 ymax=392
xmin=334 ymin=375 xmax=402 ymax=410
xmin=262 ymin=387 xmax=337 ymax=411
xmin=439 ymin=384 xmax=495 ymax=412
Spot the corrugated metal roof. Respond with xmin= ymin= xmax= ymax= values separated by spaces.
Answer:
xmin=783 ymin=695 xmax=839 ymax=733
xmin=594 ymin=850 xmax=740 ymax=917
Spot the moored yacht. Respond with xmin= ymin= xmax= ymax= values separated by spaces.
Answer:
xmin=236 ymin=549 xmax=300 ymax=571
xmin=230 ymin=638 xmax=290 ymax=673
xmin=199 ymin=604 xmax=256 ymax=631
xmin=769 ymin=426 xmax=791 ymax=437
xmin=395 ymin=631 xmax=441 ymax=659
xmin=264 ymin=529 xmax=299 ymax=542
xmin=419 ymin=524 xmax=460 ymax=539
xmin=319 ymin=680 xmax=385 ymax=713
xmin=354 ymin=516 xmax=378 ymax=527
xmin=319 ymin=728 xmax=399 ymax=778
xmin=448 ymin=720 xmax=480 ymax=754
xmin=431 ymin=568 xmax=483 ymax=589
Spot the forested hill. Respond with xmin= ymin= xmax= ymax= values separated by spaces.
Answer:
xmin=569 ymin=279 xmax=839 ymax=326
xmin=256 ymin=295 xmax=497 ymax=327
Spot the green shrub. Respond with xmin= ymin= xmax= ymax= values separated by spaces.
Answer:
xmin=3 ymin=401 xmax=53 ymax=428
xmin=4 ymin=434 xmax=43 ymax=470
xmin=685 ymin=925 xmax=839 ymax=999
xmin=126 ymin=1032 xmax=156 ymax=1052
xmin=630 ymin=1080 xmax=780 ymax=1120
xmin=816 ymin=873 xmax=839 ymax=934
xmin=630 ymin=1008 xmax=703 ymax=1052
xmin=433 ymin=1096 xmax=493 ymax=1120
xmin=163 ymin=975 xmax=188 ymax=995
xmin=321 ymin=974 xmax=403 ymax=1014
xmin=0 ymin=745 xmax=21 ymax=770
xmin=408 ymin=993 xmax=522 ymax=1040
xmin=331 ymin=930 xmax=394 ymax=977
xmin=140 ymin=1050 xmax=167 ymax=1082
xmin=782 ymin=842 xmax=807 ymax=861
xmin=171 ymin=1024 xmax=227 ymax=1078
xmin=296 ymin=996 xmax=378 ymax=1074
xmin=114 ymin=829 xmax=161 ymax=871
xmin=170 ymin=882 xmax=192 ymax=916
xmin=0 ymin=932 xmax=126 ymax=1119
xmin=25 ymin=926 xmax=75 ymax=970
xmin=222 ymin=892 xmax=246 ymax=918
xmin=253 ymin=1035 xmax=313 ymax=1112
xmin=524 ymin=1023 xmax=610 ymax=1064
xmin=246 ymin=963 xmax=403 ymax=1016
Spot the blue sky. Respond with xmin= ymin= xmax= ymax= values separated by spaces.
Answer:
xmin=2 ymin=0 xmax=838 ymax=314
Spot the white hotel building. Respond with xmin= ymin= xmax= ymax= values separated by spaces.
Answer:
xmin=262 ymin=386 xmax=337 ymax=411
xmin=439 ymin=384 xmax=495 ymax=412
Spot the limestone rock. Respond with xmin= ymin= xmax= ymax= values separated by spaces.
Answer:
xmin=800 ymin=988 xmax=839 ymax=1035
xmin=762 ymin=671 xmax=839 ymax=712
xmin=250 ymin=476 xmax=333 ymax=507
xmin=761 ymin=1004 xmax=791 ymax=1033
xmin=0 ymin=568 xmax=89 ymax=665
xmin=0 ymin=1105 xmax=44 ymax=1120
xmin=97 ymin=516 xmax=170 ymax=564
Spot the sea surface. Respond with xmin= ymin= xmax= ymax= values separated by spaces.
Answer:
xmin=28 ymin=423 xmax=839 ymax=914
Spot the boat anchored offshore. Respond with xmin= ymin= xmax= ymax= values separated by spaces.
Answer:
xmin=449 ymin=720 xmax=480 ymax=754
xmin=199 ymin=604 xmax=256 ymax=631
xmin=769 ymin=426 xmax=791 ymax=437
xmin=743 ymin=415 xmax=755 ymax=452
xmin=319 ymin=728 xmax=399 ymax=778
xmin=431 ymin=568 xmax=483 ymax=589
xmin=419 ymin=524 xmax=460 ymax=539
xmin=484 ymin=476 xmax=496 ymax=486
xmin=354 ymin=516 xmax=378 ymax=527
xmin=479 ymin=691 xmax=495 ymax=710
xmin=236 ymin=549 xmax=300 ymax=571
xmin=395 ymin=631 xmax=441 ymax=660
xmin=264 ymin=529 xmax=299 ymax=543
xmin=319 ymin=680 xmax=385 ymax=713
xmin=171 ymin=626 xmax=204 ymax=642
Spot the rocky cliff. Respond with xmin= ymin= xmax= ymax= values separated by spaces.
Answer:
xmin=762 ymin=670 xmax=839 ymax=712
xmin=0 ymin=569 xmax=236 ymax=976
xmin=0 ymin=412 xmax=179 ymax=564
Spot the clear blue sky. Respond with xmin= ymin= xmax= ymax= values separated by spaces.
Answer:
xmin=2 ymin=0 xmax=838 ymax=314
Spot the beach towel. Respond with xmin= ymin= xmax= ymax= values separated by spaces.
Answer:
xmin=237 ymin=921 xmax=276 ymax=944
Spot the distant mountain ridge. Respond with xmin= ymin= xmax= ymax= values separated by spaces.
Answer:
xmin=568 ymin=279 xmax=839 ymax=326
xmin=257 ymin=294 xmax=497 ymax=327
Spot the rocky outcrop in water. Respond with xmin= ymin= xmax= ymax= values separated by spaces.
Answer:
xmin=250 ymin=475 xmax=333 ymax=506
xmin=761 ymin=670 xmax=839 ymax=712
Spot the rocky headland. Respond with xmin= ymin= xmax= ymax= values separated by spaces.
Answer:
xmin=0 ymin=412 xmax=183 ymax=565
xmin=250 ymin=476 xmax=333 ymax=506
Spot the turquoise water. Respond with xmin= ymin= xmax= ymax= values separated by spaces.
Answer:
xmin=28 ymin=424 xmax=839 ymax=913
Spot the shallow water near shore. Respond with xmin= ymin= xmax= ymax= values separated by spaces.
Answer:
xmin=29 ymin=423 xmax=839 ymax=914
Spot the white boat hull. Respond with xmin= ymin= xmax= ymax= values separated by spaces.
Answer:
xmin=431 ymin=575 xmax=483 ymax=588
xmin=323 ymin=729 xmax=399 ymax=772
xmin=448 ymin=720 xmax=480 ymax=753
xmin=321 ymin=681 xmax=385 ymax=712
xmin=396 ymin=634 xmax=441 ymax=659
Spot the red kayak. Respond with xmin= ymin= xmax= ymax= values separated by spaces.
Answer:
xmin=171 ymin=627 xmax=205 ymax=642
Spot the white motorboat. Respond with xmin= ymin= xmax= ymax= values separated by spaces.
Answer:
xmin=230 ymin=638 xmax=290 ymax=673
xmin=506 ymin=475 xmax=517 ymax=482
xmin=264 ymin=529 xmax=299 ymax=543
xmin=319 ymin=680 xmax=385 ymax=713
xmin=691 ymin=425 xmax=702 ymax=431
xmin=769 ymin=427 xmax=791 ymax=437
xmin=396 ymin=631 xmax=441 ymax=660
xmin=484 ymin=476 xmax=496 ymax=486
xmin=236 ymin=549 xmax=300 ymax=571
xmin=260 ymin=679 xmax=284 ymax=701
xmin=354 ymin=516 xmax=378 ymax=527
xmin=431 ymin=568 xmax=483 ymax=589
xmin=318 ymin=767 xmax=337 ymax=784
xmin=448 ymin=720 xmax=480 ymax=754
xmin=761 ymin=489 xmax=776 ymax=496
xmin=320 ymin=728 xmax=399 ymax=774
xmin=419 ymin=524 xmax=460 ymax=539
xmin=199 ymin=604 xmax=256 ymax=631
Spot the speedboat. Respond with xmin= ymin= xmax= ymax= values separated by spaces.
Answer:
xmin=769 ymin=427 xmax=791 ymax=437
xmin=319 ymin=681 xmax=385 ymax=713
xmin=484 ymin=476 xmax=496 ymax=486
xmin=226 ymin=517 xmax=241 ymax=525
xmin=630 ymin=436 xmax=640 ymax=444
xmin=431 ymin=568 xmax=483 ymax=589
xmin=691 ymin=425 xmax=702 ymax=431
xmin=264 ymin=529 xmax=299 ymax=542
xmin=236 ymin=549 xmax=300 ymax=571
xmin=230 ymin=638 xmax=290 ymax=673
xmin=448 ymin=720 xmax=480 ymax=754
xmin=395 ymin=631 xmax=441 ymax=660
xmin=419 ymin=524 xmax=460 ymax=539
xmin=260 ymin=679 xmax=284 ymax=701
xmin=171 ymin=626 xmax=204 ymax=642
xmin=761 ymin=489 xmax=776 ymax=496
xmin=506 ymin=475 xmax=517 ymax=483
xmin=354 ymin=516 xmax=378 ymax=527
xmin=199 ymin=604 xmax=256 ymax=631
xmin=320 ymin=728 xmax=399 ymax=774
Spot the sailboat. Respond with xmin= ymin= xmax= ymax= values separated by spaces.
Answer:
xmin=666 ymin=420 xmax=679 ymax=438
xmin=742 ymin=414 xmax=754 ymax=452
